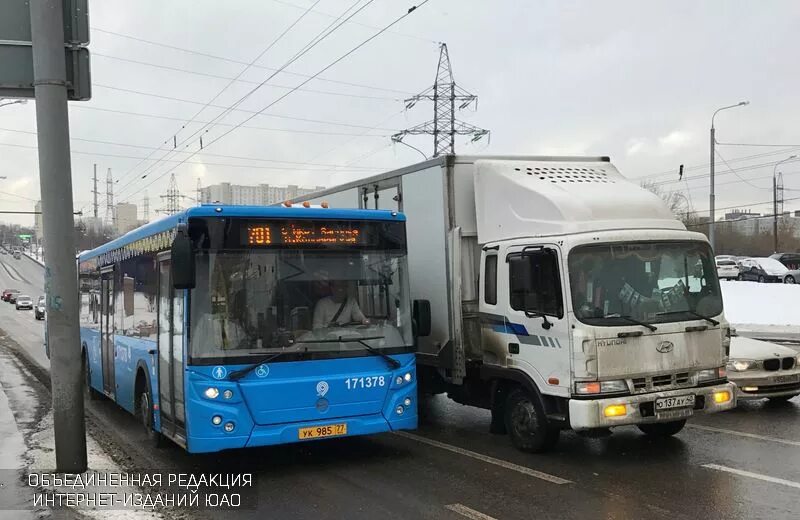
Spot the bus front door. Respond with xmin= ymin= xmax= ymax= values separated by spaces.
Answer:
xmin=100 ymin=268 xmax=115 ymax=397
xmin=157 ymin=256 xmax=186 ymax=444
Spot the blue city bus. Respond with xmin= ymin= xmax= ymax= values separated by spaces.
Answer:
xmin=77 ymin=205 xmax=417 ymax=453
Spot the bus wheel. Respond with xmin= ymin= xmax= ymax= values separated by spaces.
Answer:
xmin=138 ymin=386 xmax=162 ymax=448
xmin=83 ymin=354 xmax=100 ymax=401
xmin=504 ymin=387 xmax=560 ymax=452
xmin=637 ymin=419 xmax=686 ymax=437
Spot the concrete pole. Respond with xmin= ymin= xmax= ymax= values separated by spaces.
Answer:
xmin=29 ymin=0 xmax=87 ymax=473
xmin=709 ymin=126 xmax=715 ymax=250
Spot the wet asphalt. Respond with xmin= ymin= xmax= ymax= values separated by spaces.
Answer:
xmin=0 ymin=254 xmax=798 ymax=520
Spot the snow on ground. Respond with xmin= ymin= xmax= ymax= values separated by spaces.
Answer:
xmin=721 ymin=280 xmax=800 ymax=331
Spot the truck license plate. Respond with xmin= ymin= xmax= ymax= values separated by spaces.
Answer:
xmin=773 ymin=374 xmax=800 ymax=384
xmin=655 ymin=395 xmax=695 ymax=411
xmin=298 ymin=423 xmax=347 ymax=440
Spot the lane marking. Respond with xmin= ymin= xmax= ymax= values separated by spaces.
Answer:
xmin=393 ymin=431 xmax=571 ymax=484
xmin=0 ymin=260 xmax=20 ymax=282
xmin=445 ymin=504 xmax=498 ymax=520
xmin=702 ymin=464 xmax=800 ymax=489
xmin=688 ymin=424 xmax=800 ymax=448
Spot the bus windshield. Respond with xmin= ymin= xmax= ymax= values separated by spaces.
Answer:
xmin=568 ymin=241 xmax=723 ymax=327
xmin=189 ymin=248 xmax=413 ymax=363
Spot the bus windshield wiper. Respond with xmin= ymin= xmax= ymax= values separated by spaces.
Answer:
xmin=296 ymin=335 xmax=401 ymax=369
xmin=228 ymin=346 xmax=307 ymax=381
xmin=656 ymin=309 xmax=719 ymax=326
xmin=605 ymin=314 xmax=657 ymax=332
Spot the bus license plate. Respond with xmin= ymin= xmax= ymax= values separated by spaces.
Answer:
xmin=298 ymin=423 xmax=347 ymax=440
xmin=655 ymin=395 xmax=695 ymax=411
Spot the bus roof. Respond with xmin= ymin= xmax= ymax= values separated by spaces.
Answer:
xmin=78 ymin=204 xmax=404 ymax=262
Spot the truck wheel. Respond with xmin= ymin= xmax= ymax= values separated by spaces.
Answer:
xmin=138 ymin=387 xmax=163 ymax=448
xmin=637 ymin=419 xmax=686 ymax=437
xmin=504 ymin=387 xmax=560 ymax=452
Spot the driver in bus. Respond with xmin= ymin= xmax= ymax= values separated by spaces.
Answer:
xmin=312 ymin=279 xmax=369 ymax=329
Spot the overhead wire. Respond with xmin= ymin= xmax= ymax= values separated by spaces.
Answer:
xmin=118 ymin=1 xmax=430 ymax=203
xmin=112 ymin=0 xmax=326 ymax=189
xmin=117 ymin=0 xmax=377 ymax=196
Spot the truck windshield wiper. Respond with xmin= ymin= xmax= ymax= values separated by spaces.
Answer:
xmin=228 ymin=346 xmax=307 ymax=381
xmin=296 ymin=335 xmax=401 ymax=369
xmin=605 ymin=314 xmax=657 ymax=332
xmin=656 ymin=309 xmax=719 ymax=326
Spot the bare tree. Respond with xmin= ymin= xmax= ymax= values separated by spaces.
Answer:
xmin=640 ymin=180 xmax=693 ymax=225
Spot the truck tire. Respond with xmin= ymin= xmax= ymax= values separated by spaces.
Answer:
xmin=504 ymin=387 xmax=560 ymax=452
xmin=637 ymin=419 xmax=686 ymax=437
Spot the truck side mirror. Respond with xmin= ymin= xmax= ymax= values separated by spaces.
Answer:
xmin=171 ymin=227 xmax=195 ymax=290
xmin=413 ymin=299 xmax=431 ymax=337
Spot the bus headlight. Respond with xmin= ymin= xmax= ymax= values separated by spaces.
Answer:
xmin=204 ymin=387 xmax=220 ymax=399
xmin=395 ymin=405 xmax=404 ymax=415
xmin=222 ymin=389 xmax=233 ymax=400
xmin=395 ymin=376 xmax=403 ymax=385
xmin=404 ymin=372 xmax=412 ymax=382
xmin=211 ymin=415 xmax=222 ymax=425
xmin=224 ymin=422 xmax=235 ymax=432
xmin=403 ymin=397 xmax=412 ymax=407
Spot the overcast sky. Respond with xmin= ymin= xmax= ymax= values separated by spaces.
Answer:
xmin=2 ymin=0 xmax=800 ymax=227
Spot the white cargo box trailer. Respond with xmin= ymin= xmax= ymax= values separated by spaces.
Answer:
xmin=290 ymin=155 xmax=736 ymax=451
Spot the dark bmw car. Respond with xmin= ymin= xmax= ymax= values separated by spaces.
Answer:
xmin=737 ymin=257 xmax=792 ymax=283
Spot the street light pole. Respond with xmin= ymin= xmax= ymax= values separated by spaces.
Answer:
xmin=709 ymin=101 xmax=749 ymax=251
xmin=29 ymin=0 xmax=87 ymax=473
xmin=773 ymin=155 xmax=796 ymax=253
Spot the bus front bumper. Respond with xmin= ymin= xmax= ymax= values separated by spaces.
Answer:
xmin=568 ymin=382 xmax=736 ymax=430
xmin=187 ymin=412 xmax=417 ymax=453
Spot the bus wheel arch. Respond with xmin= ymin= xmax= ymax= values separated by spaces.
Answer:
xmin=134 ymin=363 xmax=162 ymax=447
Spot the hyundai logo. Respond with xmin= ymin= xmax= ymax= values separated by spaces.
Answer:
xmin=656 ymin=341 xmax=674 ymax=354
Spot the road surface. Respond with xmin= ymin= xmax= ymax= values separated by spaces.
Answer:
xmin=1 ymin=254 xmax=799 ymax=519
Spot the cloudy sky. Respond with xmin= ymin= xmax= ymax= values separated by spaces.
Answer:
xmin=2 ymin=0 xmax=799 ymax=227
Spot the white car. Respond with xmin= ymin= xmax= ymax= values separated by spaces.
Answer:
xmin=716 ymin=258 xmax=739 ymax=280
xmin=727 ymin=335 xmax=800 ymax=402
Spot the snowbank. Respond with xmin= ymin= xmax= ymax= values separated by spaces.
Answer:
xmin=721 ymin=280 xmax=800 ymax=330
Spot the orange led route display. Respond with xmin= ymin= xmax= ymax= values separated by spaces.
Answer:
xmin=246 ymin=223 xmax=360 ymax=246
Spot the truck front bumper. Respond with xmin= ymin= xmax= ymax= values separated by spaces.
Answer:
xmin=568 ymin=382 xmax=736 ymax=430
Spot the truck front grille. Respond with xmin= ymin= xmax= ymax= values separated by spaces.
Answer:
xmin=631 ymin=372 xmax=691 ymax=393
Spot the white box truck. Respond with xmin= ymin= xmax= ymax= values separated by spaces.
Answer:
xmin=290 ymin=155 xmax=736 ymax=452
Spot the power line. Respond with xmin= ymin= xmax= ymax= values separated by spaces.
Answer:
xmin=93 ymin=53 xmax=402 ymax=101
xmin=112 ymin=0 xmax=325 ymax=189
xmin=637 ymin=145 xmax=800 ymax=180
xmin=0 ymin=141 xmax=386 ymax=173
xmin=118 ymin=0 xmax=379 ymax=195
xmin=714 ymin=149 xmax=771 ymax=191
xmin=120 ymin=1 xmax=428 ymax=202
xmin=649 ymin=156 xmax=800 ymax=189
xmin=72 ymin=102 xmax=399 ymax=131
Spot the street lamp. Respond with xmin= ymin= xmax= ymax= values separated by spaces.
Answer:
xmin=773 ymin=155 xmax=796 ymax=253
xmin=710 ymin=101 xmax=749 ymax=250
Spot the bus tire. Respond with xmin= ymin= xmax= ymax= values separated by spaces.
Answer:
xmin=637 ymin=419 xmax=686 ymax=437
xmin=83 ymin=350 xmax=100 ymax=401
xmin=138 ymin=382 xmax=163 ymax=448
xmin=504 ymin=387 xmax=560 ymax=452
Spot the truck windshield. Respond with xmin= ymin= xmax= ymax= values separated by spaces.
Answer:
xmin=568 ymin=241 xmax=722 ymax=327
xmin=189 ymin=248 xmax=413 ymax=363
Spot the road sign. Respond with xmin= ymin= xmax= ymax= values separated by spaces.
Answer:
xmin=0 ymin=0 xmax=90 ymax=101
xmin=0 ymin=0 xmax=89 ymax=44
xmin=18 ymin=234 xmax=32 ymax=239
xmin=0 ymin=45 xmax=91 ymax=101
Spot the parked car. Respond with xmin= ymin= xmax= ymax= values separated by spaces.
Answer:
xmin=770 ymin=252 xmax=800 ymax=270
xmin=716 ymin=258 xmax=740 ymax=280
xmin=34 ymin=296 xmax=45 ymax=320
xmin=728 ymin=334 xmax=800 ymax=402
xmin=737 ymin=257 xmax=796 ymax=283
xmin=2 ymin=289 xmax=19 ymax=302
xmin=15 ymin=295 xmax=33 ymax=310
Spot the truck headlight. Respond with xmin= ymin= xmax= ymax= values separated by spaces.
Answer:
xmin=698 ymin=367 xmax=726 ymax=381
xmin=727 ymin=359 xmax=757 ymax=372
xmin=574 ymin=380 xmax=627 ymax=395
